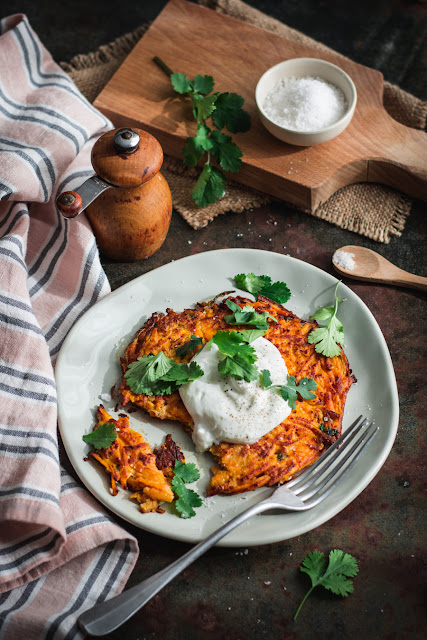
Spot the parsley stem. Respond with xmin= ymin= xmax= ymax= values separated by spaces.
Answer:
xmin=293 ymin=586 xmax=314 ymax=621
xmin=153 ymin=56 xmax=173 ymax=77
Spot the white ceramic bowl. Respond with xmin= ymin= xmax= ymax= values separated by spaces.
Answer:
xmin=255 ymin=57 xmax=357 ymax=146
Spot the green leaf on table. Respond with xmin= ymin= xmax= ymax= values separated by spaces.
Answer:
xmin=183 ymin=124 xmax=214 ymax=167
xmin=294 ymin=549 xmax=358 ymax=620
xmin=192 ymin=93 xmax=217 ymax=123
xmin=171 ymin=72 xmax=193 ymax=94
xmin=192 ymin=162 xmax=226 ymax=207
xmin=190 ymin=74 xmax=215 ymax=95
xmin=212 ymin=92 xmax=251 ymax=133
xmin=209 ymin=130 xmax=242 ymax=172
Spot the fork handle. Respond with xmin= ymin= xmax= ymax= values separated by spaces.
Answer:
xmin=79 ymin=500 xmax=272 ymax=637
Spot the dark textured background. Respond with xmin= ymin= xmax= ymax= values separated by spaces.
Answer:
xmin=2 ymin=1 xmax=426 ymax=639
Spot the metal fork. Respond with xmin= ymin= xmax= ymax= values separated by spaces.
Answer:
xmin=79 ymin=416 xmax=377 ymax=637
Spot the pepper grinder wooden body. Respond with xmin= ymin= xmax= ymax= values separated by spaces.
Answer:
xmin=57 ymin=127 xmax=172 ymax=262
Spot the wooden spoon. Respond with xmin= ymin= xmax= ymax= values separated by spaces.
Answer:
xmin=332 ymin=245 xmax=427 ymax=292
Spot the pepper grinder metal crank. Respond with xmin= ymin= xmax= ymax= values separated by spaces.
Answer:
xmin=56 ymin=127 xmax=172 ymax=262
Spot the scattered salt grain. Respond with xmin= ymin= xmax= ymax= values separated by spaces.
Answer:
xmin=100 ymin=393 xmax=111 ymax=402
xmin=263 ymin=76 xmax=347 ymax=132
xmin=333 ymin=249 xmax=356 ymax=271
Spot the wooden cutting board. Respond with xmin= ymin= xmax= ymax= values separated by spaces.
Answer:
xmin=94 ymin=0 xmax=427 ymax=211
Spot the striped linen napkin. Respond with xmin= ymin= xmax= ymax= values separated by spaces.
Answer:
xmin=0 ymin=14 xmax=139 ymax=639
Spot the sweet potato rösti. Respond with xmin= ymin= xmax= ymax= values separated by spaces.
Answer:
xmin=119 ymin=295 xmax=355 ymax=496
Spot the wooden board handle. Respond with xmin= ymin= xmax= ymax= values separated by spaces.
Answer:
xmin=367 ymin=116 xmax=427 ymax=201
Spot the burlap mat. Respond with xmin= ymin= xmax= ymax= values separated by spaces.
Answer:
xmin=61 ymin=0 xmax=426 ymax=243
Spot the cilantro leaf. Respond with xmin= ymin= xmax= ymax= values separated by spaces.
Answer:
xmin=170 ymin=72 xmax=192 ymax=94
xmin=233 ymin=273 xmax=291 ymax=304
xmin=192 ymin=162 xmax=225 ymax=207
xmin=212 ymin=92 xmax=251 ymax=133
xmin=171 ymin=460 xmax=202 ymax=519
xmin=320 ymin=423 xmax=339 ymax=437
xmin=260 ymin=368 xmax=272 ymax=388
xmin=211 ymin=330 xmax=257 ymax=359
xmin=294 ymin=549 xmax=358 ymax=620
xmin=124 ymin=353 xmax=204 ymax=395
xmin=172 ymin=476 xmax=203 ymax=518
xmin=176 ymin=335 xmax=204 ymax=358
xmin=190 ymin=74 xmax=214 ymax=95
xmin=218 ymin=352 xmax=259 ymax=382
xmin=154 ymin=57 xmax=250 ymax=207
xmin=235 ymin=329 xmax=266 ymax=343
xmin=183 ymin=124 xmax=213 ymax=167
xmin=261 ymin=373 xmax=317 ymax=409
xmin=211 ymin=330 xmax=259 ymax=383
xmin=82 ymin=422 xmax=117 ymax=449
xmin=192 ymin=93 xmax=217 ymax=123
xmin=162 ymin=360 xmax=204 ymax=383
xmin=209 ymin=130 xmax=242 ymax=173
xmin=174 ymin=460 xmax=200 ymax=483
xmin=124 ymin=352 xmax=173 ymax=393
xmin=308 ymin=283 xmax=345 ymax=358
xmin=224 ymin=299 xmax=277 ymax=329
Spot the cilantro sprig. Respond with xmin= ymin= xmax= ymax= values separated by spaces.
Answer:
xmin=294 ymin=550 xmax=359 ymax=620
xmin=153 ymin=56 xmax=250 ymax=207
xmin=260 ymin=370 xmax=317 ymax=409
xmin=82 ymin=422 xmax=117 ymax=449
xmin=176 ymin=335 xmax=204 ymax=358
xmin=233 ymin=273 xmax=291 ymax=304
xmin=308 ymin=282 xmax=345 ymax=358
xmin=171 ymin=460 xmax=202 ymax=519
xmin=124 ymin=352 xmax=204 ymax=395
xmin=224 ymin=299 xmax=277 ymax=329
xmin=211 ymin=329 xmax=263 ymax=382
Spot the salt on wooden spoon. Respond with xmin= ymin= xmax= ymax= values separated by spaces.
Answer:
xmin=332 ymin=245 xmax=427 ymax=292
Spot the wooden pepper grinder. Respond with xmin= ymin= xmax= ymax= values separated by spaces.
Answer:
xmin=56 ymin=127 xmax=172 ymax=262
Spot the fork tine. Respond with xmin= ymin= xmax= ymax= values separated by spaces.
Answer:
xmin=290 ymin=416 xmax=369 ymax=494
xmin=297 ymin=421 xmax=378 ymax=503
xmin=300 ymin=424 xmax=378 ymax=508
xmin=286 ymin=415 xmax=365 ymax=490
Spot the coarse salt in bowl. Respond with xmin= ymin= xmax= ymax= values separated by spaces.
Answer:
xmin=255 ymin=58 xmax=357 ymax=146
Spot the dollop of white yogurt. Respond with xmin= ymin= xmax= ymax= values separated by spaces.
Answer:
xmin=179 ymin=337 xmax=292 ymax=452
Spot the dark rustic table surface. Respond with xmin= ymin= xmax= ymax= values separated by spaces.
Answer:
xmin=3 ymin=1 xmax=426 ymax=639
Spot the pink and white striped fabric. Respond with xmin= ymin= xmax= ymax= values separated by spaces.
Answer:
xmin=0 ymin=14 xmax=139 ymax=639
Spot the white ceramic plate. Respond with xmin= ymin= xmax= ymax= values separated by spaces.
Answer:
xmin=56 ymin=249 xmax=399 ymax=547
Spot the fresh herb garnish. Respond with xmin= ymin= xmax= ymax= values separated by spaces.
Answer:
xmin=211 ymin=330 xmax=262 ymax=382
xmin=224 ymin=299 xmax=277 ymax=329
xmin=153 ymin=56 xmax=250 ymax=207
xmin=260 ymin=370 xmax=317 ymax=410
xmin=176 ymin=335 xmax=204 ymax=358
xmin=319 ymin=423 xmax=339 ymax=437
xmin=124 ymin=352 xmax=204 ymax=395
xmin=276 ymin=451 xmax=288 ymax=461
xmin=171 ymin=460 xmax=202 ymax=519
xmin=308 ymin=282 xmax=345 ymax=358
xmin=233 ymin=273 xmax=291 ymax=304
xmin=82 ymin=422 xmax=117 ymax=449
xmin=294 ymin=550 xmax=358 ymax=620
